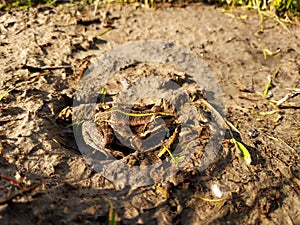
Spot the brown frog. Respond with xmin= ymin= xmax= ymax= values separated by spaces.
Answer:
xmin=82 ymin=102 xmax=177 ymax=159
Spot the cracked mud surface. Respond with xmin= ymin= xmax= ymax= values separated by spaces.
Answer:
xmin=0 ymin=3 xmax=299 ymax=225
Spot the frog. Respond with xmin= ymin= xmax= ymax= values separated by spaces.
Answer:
xmin=81 ymin=102 xmax=178 ymax=160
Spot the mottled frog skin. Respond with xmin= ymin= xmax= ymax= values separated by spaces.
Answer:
xmin=82 ymin=103 xmax=176 ymax=158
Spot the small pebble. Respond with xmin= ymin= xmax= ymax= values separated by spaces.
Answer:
xmin=266 ymin=90 xmax=273 ymax=98
xmin=248 ymin=127 xmax=259 ymax=138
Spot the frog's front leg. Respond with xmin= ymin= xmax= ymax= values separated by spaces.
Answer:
xmin=82 ymin=121 xmax=114 ymax=158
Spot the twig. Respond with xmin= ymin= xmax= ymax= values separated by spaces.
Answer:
xmin=0 ymin=183 xmax=40 ymax=205
xmin=278 ymin=103 xmax=300 ymax=109
xmin=21 ymin=64 xmax=71 ymax=72
xmin=0 ymin=174 xmax=24 ymax=188
xmin=270 ymin=90 xmax=300 ymax=107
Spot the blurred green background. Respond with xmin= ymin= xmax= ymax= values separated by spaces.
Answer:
xmin=0 ymin=0 xmax=299 ymax=18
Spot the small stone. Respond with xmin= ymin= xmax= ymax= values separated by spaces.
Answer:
xmin=248 ymin=127 xmax=259 ymax=138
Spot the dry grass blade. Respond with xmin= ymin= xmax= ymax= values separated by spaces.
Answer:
xmin=98 ymin=27 xmax=113 ymax=36
xmin=267 ymin=135 xmax=296 ymax=152
xmin=253 ymin=110 xmax=278 ymax=116
xmin=261 ymin=11 xmax=290 ymax=32
xmin=194 ymin=192 xmax=232 ymax=210
xmin=158 ymin=145 xmax=180 ymax=166
xmin=199 ymin=99 xmax=229 ymax=130
xmin=200 ymin=99 xmax=251 ymax=165
xmin=194 ymin=195 xmax=226 ymax=202
xmin=224 ymin=118 xmax=241 ymax=134
xmin=263 ymin=48 xmax=281 ymax=59
xmin=93 ymin=0 xmax=100 ymax=16
xmin=273 ymin=113 xmax=283 ymax=122
xmin=270 ymin=89 xmax=300 ymax=107
xmin=286 ymin=88 xmax=300 ymax=92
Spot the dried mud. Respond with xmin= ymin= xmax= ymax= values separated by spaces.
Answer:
xmin=0 ymin=3 xmax=299 ymax=225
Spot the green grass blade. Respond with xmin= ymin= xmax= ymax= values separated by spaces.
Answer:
xmin=233 ymin=138 xmax=251 ymax=165
xmin=109 ymin=204 xmax=117 ymax=225
xmin=263 ymin=76 xmax=272 ymax=97
xmin=101 ymin=87 xmax=107 ymax=103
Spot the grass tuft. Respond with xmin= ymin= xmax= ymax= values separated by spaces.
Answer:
xmin=1 ymin=0 xmax=299 ymax=18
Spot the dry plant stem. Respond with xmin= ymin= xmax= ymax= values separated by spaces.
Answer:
xmin=261 ymin=11 xmax=290 ymax=33
xmin=0 ymin=183 xmax=40 ymax=205
xmin=193 ymin=195 xmax=227 ymax=202
xmin=21 ymin=64 xmax=72 ymax=71
xmin=278 ymin=103 xmax=300 ymax=109
xmin=267 ymin=135 xmax=296 ymax=152
xmin=0 ymin=174 xmax=24 ymax=187
xmin=271 ymin=90 xmax=300 ymax=106
xmin=199 ymin=99 xmax=239 ymax=135
xmin=193 ymin=193 xmax=232 ymax=210
xmin=200 ymin=99 xmax=251 ymax=165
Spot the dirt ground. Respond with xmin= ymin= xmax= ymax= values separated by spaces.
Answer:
xmin=0 ymin=3 xmax=299 ymax=225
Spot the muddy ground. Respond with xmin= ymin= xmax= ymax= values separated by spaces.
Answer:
xmin=0 ymin=2 xmax=299 ymax=225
